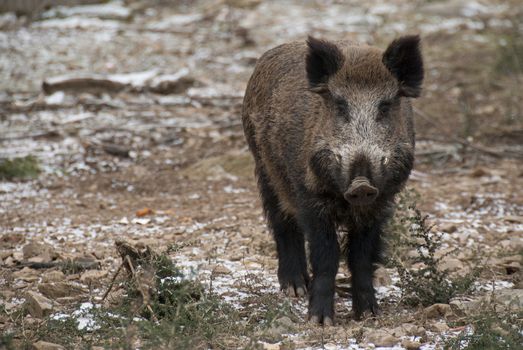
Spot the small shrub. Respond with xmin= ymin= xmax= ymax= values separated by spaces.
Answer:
xmin=388 ymin=189 xmax=479 ymax=307
xmin=0 ymin=155 xmax=40 ymax=180
xmin=495 ymin=31 xmax=523 ymax=76
xmin=445 ymin=304 xmax=523 ymax=350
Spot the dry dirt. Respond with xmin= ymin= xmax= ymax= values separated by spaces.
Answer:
xmin=1 ymin=0 xmax=522 ymax=349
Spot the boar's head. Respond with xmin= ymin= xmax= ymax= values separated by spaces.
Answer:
xmin=306 ymin=35 xmax=423 ymax=207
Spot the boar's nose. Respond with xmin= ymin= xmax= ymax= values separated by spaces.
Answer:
xmin=344 ymin=177 xmax=379 ymax=205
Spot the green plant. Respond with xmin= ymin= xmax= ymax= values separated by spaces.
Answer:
xmin=388 ymin=189 xmax=479 ymax=307
xmin=0 ymin=155 xmax=40 ymax=180
xmin=445 ymin=304 xmax=523 ymax=350
xmin=495 ymin=32 xmax=523 ymax=76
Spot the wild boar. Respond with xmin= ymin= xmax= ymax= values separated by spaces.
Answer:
xmin=242 ymin=35 xmax=423 ymax=325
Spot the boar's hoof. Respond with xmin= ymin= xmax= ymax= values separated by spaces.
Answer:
xmin=285 ymin=285 xmax=307 ymax=298
xmin=280 ymin=272 xmax=309 ymax=298
xmin=308 ymin=295 xmax=335 ymax=326
xmin=354 ymin=303 xmax=381 ymax=321
xmin=309 ymin=315 xmax=335 ymax=326
xmin=323 ymin=316 xmax=334 ymax=326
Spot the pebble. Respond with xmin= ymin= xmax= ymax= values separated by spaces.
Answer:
xmin=401 ymin=339 xmax=422 ymax=350
xmin=429 ymin=322 xmax=449 ymax=332
xmin=38 ymin=282 xmax=86 ymax=299
xmin=25 ymin=291 xmax=53 ymax=318
xmin=364 ymin=329 xmax=400 ymax=347
xmin=32 ymin=341 xmax=65 ymax=350
xmin=424 ymin=303 xmax=452 ymax=319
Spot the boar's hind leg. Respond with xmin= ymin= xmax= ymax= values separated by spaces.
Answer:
xmin=346 ymin=221 xmax=384 ymax=320
xmin=257 ymin=168 xmax=309 ymax=297
xmin=299 ymin=206 xmax=340 ymax=325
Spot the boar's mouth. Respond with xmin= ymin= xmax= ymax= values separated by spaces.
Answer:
xmin=344 ymin=176 xmax=379 ymax=206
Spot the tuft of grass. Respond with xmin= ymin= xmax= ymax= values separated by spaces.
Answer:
xmin=0 ymin=155 xmax=41 ymax=180
xmin=387 ymin=189 xmax=479 ymax=307
xmin=495 ymin=32 xmax=523 ymax=76
xmin=445 ymin=304 xmax=523 ymax=350
xmin=0 ymin=332 xmax=15 ymax=350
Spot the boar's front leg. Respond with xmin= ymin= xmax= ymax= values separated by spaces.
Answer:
xmin=257 ymin=167 xmax=309 ymax=297
xmin=299 ymin=205 xmax=340 ymax=326
xmin=346 ymin=221 xmax=383 ymax=319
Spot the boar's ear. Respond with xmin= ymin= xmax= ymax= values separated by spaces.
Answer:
xmin=306 ymin=36 xmax=344 ymax=93
xmin=383 ymin=35 xmax=423 ymax=97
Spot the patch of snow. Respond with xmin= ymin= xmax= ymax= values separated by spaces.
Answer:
xmin=33 ymin=17 xmax=121 ymax=30
xmin=223 ymin=185 xmax=246 ymax=194
xmin=44 ymin=91 xmax=65 ymax=105
xmin=149 ymin=13 xmax=204 ymax=30
xmin=41 ymin=1 xmax=131 ymax=20
xmin=474 ymin=280 xmax=514 ymax=292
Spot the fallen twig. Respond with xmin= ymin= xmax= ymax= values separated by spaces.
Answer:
xmin=101 ymin=262 xmax=124 ymax=302
xmin=0 ymin=130 xmax=61 ymax=142
xmin=11 ymin=259 xmax=100 ymax=271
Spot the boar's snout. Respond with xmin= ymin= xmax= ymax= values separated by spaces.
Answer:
xmin=344 ymin=177 xmax=379 ymax=206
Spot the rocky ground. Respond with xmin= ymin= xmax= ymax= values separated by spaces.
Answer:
xmin=0 ymin=0 xmax=522 ymax=349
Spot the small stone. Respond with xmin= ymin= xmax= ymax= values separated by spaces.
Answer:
xmin=4 ymin=256 xmax=15 ymax=266
xmin=274 ymin=316 xmax=295 ymax=331
xmin=364 ymin=329 xmax=399 ymax=347
xmin=486 ymin=289 xmax=523 ymax=311
xmin=0 ymin=250 xmax=12 ymax=260
xmin=261 ymin=343 xmax=280 ymax=350
xmin=42 ymin=270 xmax=65 ymax=283
xmin=470 ymin=167 xmax=489 ymax=177
xmin=80 ymin=270 xmax=108 ymax=285
xmin=438 ymin=258 xmax=463 ymax=272
xmin=392 ymin=323 xmax=426 ymax=338
xmin=424 ymin=303 xmax=452 ymax=319
xmin=212 ymin=264 xmax=231 ymax=275
xmin=499 ymin=236 xmax=523 ymax=250
xmin=373 ymin=266 xmax=392 ymax=287
xmin=32 ymin=341 xmax=65 ymax=350
xmin=0 ymin=233 xmax=25 ymax=248
xmin=12 ymin=251 xmax=24 ymax=261
xmin=439 ymin=223 xmax=458 ymax=233
xmin=401 ymin=339 xmax=422 ymax=350
xmin=136 ymin=207 xmax=154 ymax=217
xmin=13 ymin=267 xmax=39 ymax=282
xmin=38 ymin=282 xmax=86 ymax=300
xmin=25 ymin=291 xmax=53 ymax=318
xmin=430 ymin=322 xmax=449 ymax=332
xmin=449 ymin=298 xmax=479 ymax=317
xmin=504 ymin=215 xmax=523 ymax=224
xmin=23 ymin=242 xmax=55 ymax=262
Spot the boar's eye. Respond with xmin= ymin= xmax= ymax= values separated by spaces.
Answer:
xmin=378 ymin=101 xmax=392 ymax=116
xmin=377 ymin=97 xmax=399 ymax=119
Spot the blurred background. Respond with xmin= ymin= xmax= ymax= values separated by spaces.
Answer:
xmin=1 ymin=0 xmax=522 ymax=175
xmin=0 ymin=1 xmax=522 ymax=348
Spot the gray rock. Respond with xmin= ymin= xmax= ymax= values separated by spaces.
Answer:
xmin=364 ymin=329 xmax=399 ymax=347
xmin=424 ymin=303 xmax=452 ymax=319
xmin=25 ymin=291 xmax=53 ymax=318
xmin=32 ymin=341 xmax=65 ymax=350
